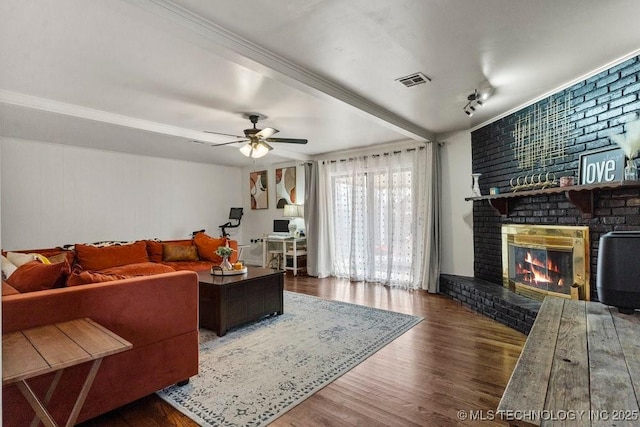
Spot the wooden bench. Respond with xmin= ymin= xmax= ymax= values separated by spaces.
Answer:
xmin=498 ymin=297 xmax=640 ymax=426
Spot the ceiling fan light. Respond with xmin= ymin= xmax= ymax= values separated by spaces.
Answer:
xmin=239 ymin=143 xmax=254 ymax=157
xmin=252 ymin=142 xmax=270 ymax=158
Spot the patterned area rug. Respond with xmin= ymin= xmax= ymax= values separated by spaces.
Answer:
xmin=157 ymin=291 xmax=422 ymax=427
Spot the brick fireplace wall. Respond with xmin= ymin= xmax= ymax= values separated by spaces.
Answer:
xmin=472 ymin=55 xmax=640 ymax=301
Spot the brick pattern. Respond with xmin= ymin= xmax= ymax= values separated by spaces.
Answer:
xmin=471 ymin=55 xmax=640 ymax=301
xmin=440 ymin=274 xmax=540 ymax=335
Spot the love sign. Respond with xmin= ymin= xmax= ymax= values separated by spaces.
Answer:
xmin=579 ymin=146 xmax=625 ymax=185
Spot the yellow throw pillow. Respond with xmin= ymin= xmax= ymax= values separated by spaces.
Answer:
xmin=32 ymin=253 xmax=51 ymax=264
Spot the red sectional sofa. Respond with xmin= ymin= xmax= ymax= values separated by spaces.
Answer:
xmin=1 ymin=233 xmax=238 ymax=425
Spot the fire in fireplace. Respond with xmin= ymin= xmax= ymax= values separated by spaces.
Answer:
xmin=502 ymin=225 xmax=589 ymax=301
xmin=510 ymin=246 xmax=573 ymax=294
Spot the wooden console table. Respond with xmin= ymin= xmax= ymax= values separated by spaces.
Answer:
xmin=498 ymin=297 xmax=640 ymax=426
xmin=3 ymin=318 xmax=132 ymax=427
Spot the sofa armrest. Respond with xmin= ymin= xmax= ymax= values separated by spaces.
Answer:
xmin=2 ymin=271 xmax=198 ymax=347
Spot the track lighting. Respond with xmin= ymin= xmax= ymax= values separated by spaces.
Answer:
xmin=463 ymin=88 xmax=491 ymax=116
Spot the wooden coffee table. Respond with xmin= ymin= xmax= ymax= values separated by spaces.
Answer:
xmin=197 ymin=267 xmax=285 ymax=336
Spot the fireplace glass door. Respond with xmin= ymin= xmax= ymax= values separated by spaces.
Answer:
xmin=501 ymin=225 xmax=589 ymax=301
xmin=508 ymin=245 xmax=573 ymax=296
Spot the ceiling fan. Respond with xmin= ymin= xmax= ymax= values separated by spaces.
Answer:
xmin=201 ymin=113 xmax=308 ymax=158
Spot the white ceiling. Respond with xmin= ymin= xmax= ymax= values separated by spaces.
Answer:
xmin=2 ymin=0 xmax=640 ymax=167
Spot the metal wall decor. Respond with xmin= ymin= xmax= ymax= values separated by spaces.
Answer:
xmin=510 ymin=93 xmax=572 ymax=191
xmin=509 ymin=172 xmax=557 ymax=192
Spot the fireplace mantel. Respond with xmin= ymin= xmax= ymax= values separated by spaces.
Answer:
xmin=465 ymin=181 xmax=640 ymax=218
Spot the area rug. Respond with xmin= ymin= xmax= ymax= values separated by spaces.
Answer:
xmin=157 ymin=291 xmax=422 ymax=427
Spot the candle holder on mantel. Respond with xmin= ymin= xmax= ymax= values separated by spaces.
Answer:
xmin=471 ymin=173 xmax=482 ymax=197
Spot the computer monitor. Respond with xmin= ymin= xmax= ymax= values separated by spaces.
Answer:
xmin=229 ymin=207 xmax=243 ymax=220
xmin=273 ymin=219 xmax=290 ymax=233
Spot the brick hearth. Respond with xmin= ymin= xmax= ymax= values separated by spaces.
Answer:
xmin=440 ymin=274 xmax=540 ymax=334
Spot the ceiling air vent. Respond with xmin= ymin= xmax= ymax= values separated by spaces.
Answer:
xmin=395 ymin=72 xmax=431 ymax=88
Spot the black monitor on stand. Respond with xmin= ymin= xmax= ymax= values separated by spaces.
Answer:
xmin=219 ymin=208 xmax=243 ymax=237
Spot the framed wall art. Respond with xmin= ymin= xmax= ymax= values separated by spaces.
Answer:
xmin=578 ymin=146 xmax=625 ymax=185
xmin=249 ymin=170 xmax=268 ymax=209
xmin=275 ymin=166 xmax=296 ymax=208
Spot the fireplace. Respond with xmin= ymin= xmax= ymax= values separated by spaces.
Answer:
xmin=502 ymin=225 xmax=589 ymax=301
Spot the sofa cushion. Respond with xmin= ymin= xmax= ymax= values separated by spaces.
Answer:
xmin=147 ymin=240 xmax=193 ymax=262
xmin=6 ymin=260 xmax=70 ymax=293
xmin=1 ymin=255 xmax=18 ymax=280
xmin=75 ymin=241 xmax=149 ymax=271
xmin=100 ymin=262 xmax=175 ymax=276
xmin=9 ymin=248 xmax=76 ymax=266
xmin=47 ymin=252 xmax=71 ymax=264
xmin=193 ymin=232 xmax=228 ymax=263
xmin=146 ymin=240 xmax=164 ymax=263
xmin=6 ymin=251 xmax=36 ymax=267
xmin=163 ymin=244 xmax=199 ymax=262
xmin=162 ymin=261 xmax=214 ymax=272
xmin=2 ymin=280 xmax=20 ymax=296
xmin=66 ymin=270 xmax=134 ymax=287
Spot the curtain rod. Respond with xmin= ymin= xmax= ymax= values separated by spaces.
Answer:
xmin=319 ymin=145 xmax=425 ymax=164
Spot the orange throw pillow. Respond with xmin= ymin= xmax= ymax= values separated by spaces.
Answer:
xmin=193 ymin=232 xmax=227 ymax=262
xmin=146 ymin=240 xmax=164 ymax=263
xmin=7 ymin=260 xmax=70 ymax=293
xmin=66 ymin=271 xmax=134 ymax=287
xmin=75 ymin=241 xmax=149 ymax=271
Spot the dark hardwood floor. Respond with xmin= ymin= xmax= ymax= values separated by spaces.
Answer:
xmin=80 ymin=274 xmax=526 ymax=426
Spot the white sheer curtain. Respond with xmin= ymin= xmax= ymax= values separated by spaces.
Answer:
xmin=315 ymin=145 xmax=434 ymax=290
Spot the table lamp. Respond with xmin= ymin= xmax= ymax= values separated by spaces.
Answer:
xmin=283 ymin=204 xmax=304 ymax=237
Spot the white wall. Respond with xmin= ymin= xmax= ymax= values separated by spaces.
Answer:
xmin=240 ymin=161 xmax=305 ymax=266
xmin=439 ymin=131 xmax=474 ymax=276
xmin=1 ymin=138 xmax=243 ymax=250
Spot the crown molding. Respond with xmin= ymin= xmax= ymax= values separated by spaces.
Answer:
xmin=470 ymin=47 xmax=640 ymax=133
xmin=124 ymin=0 xmax=434 ymax=142
xmin=0 ymin=89 xmax=223 ymax=142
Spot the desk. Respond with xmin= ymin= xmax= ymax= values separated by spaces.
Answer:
xmin=498 ymin=297 xmax=640 ymax=426
xmin=3 ymin=318 xmax=132 ymax=427
xmin=262 ymin=237 xmax=306 ymax=275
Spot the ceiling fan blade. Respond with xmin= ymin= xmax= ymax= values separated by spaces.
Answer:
xmin=255 ymin=127 xmax=279 ymax=139
xmin=259 ymin=141 xmax=274 ymax=151
xmin=191 ymin=139 xmax=248 ymax=147
xmin=203 ymin=130 xmax=245 ymax=138
xmin=211 ymin=139 xmax=248 ymax=146
xmin=265 ymin=137 xmax=308 ymax=144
